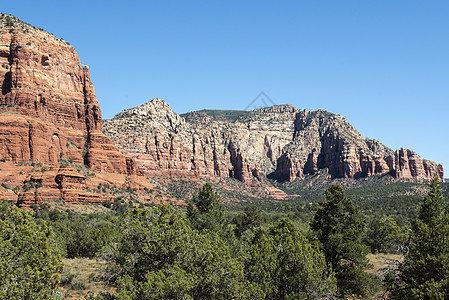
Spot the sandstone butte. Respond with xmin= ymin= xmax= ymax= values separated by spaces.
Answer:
xmin=0 ymin=14 xmax=180 ymax=208
xmin=103 ymin=99 xmax=444 ymax=184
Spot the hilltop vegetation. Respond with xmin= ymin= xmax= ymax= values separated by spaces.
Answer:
xmin=181 ymin=109 xmax=250 ymax=123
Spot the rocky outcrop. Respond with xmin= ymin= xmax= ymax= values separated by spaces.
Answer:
xmin=0 ymin=15 xmax=125 ymax=171
xmin=104 ymin=99 xmax=444 ymax=183
xmin=0 ymin=14 xmax=155 ymax=207
xmin=273 ymin=109 xmax=397 ymax=180
xmin=103 ymin=99 xmax=296 ymax=183
xmin=394 ymin=148 xmax=444 ymax=181
xmin=272 ymin=109 xmax=443 ymax=181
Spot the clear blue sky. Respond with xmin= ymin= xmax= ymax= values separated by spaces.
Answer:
xmin=3 ymin=1 xmax=449 ymax=175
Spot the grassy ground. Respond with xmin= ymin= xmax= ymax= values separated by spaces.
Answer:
xmin=57 ymin=258 xmax=113 ymax=299
xmin=368 ymin=253 xmax=403 ymax=276
xmin=366 ymin=253 xmax=403 ymax=300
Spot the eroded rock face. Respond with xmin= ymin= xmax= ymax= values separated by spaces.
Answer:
xmin=104 ymin=99 xmax=444 ymax=183
xmin=0 ymin=14 xmax=153 ymax=206
xmin=103 ymin=99 xmax=297 ymax=183
xmin=0 ymin=15 xmax=123 ymax=171
xmin=394 ymin=148 xmax=444 ymax=181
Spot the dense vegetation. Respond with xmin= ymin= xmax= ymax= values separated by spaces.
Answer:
xmin=310 ymin=185 xmax=377 ymax=298
xmin=0 ymin=202 xmax=63 ymax=299
xmin=0 ymin=176 xmax=448 ymax=298
xmin=269 ymin=173 xmax=429 ymax=219
xmin=389 ymin=176 xmax=449 ymax=299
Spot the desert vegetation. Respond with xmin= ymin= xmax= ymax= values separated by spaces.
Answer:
xmin=0 ymin=176 xmax=447 ymax=299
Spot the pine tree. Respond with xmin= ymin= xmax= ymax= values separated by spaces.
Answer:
xmin=245 ymin=218 xmax=336 ymax=299
xmin=365 ymin=214 xmax=407 ymax=254
xmin=391 ymin=175 xmax=449 ymax=299
xmin=233 ymin=204 xmax=266 ymax=237
xmin=311 ymin=184 xmax=376 ymax=298
xmin=187 ymin=183 xmax=225 ymax=233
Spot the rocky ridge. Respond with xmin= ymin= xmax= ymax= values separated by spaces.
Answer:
xmin=103 ymin=99 xmax=444 ymax=184
xmin=0 ymin=14 xmax=168 ymax=207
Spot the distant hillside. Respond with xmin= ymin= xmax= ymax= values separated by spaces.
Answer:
xmin=103 ymin=99 xmax=444 ymax=187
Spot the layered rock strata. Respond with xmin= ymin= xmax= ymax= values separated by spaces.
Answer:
xmin=103 ymin=99 xmax=444 ymax=183
xmin=0 ymin=14 xmax=153 ymax=206
xmin=103 ymin=99 xmax=273 ymax=183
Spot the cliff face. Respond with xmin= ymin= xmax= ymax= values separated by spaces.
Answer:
xmin=103 ymin=99 xmax=444 ymax=183
xmin=0 ymin=14 xmax=124 ymax=171
xmin=274 ymin=109 xmax=443 ymax=181
xmin=103 ymin=99 xmax=302 ymax=183
xmin=0 ymin=14 xmax=156 ymax=207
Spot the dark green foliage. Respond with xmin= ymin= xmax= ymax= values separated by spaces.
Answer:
xmin=4 ymin=16 xmax=14 ymax=27
xmin=391 ymin=175 xmax=449 ymax=299
xmin=98 ymin=205 xmax=262 ymax=299
xmin=233 ymin=204 xmax=266 ymax=237
xmin=245 ymin=218 xmax=337 ymax=299
xmin=270 ymin=173 xmax=426 ymax=219
xmin=32 ymin=204 xmax=118 ymax=258
xmin=187 ymin=182 xmax=225 ymax=232
xmin=365 ymin=214 xmax=408 ymax=254
xmin=442 ymin=181 xmax=449 ymax=199
xmin=113 ymin=268 xmax=195 ymax=299
xmin=111 ymin=196 xmax=134 ymax=215
xmin=0 ymin=202 xmax=63 ymax=299
xmin=311 ymin=184 xmax=377 ymax=298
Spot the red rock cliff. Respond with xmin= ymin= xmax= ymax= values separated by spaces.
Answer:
xmin=0 ymin=14 xmax=155 ymax=207
xmin=0 ymin=15 xmax=125 ymax=172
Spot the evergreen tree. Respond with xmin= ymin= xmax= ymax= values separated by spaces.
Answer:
xmin=187 ymin=182 xmax=225 ymax=233
xmin=233 ymin=204 xmax=266 ymax=237
xmin=311 ymin=184 xmax=376 ymax=298
xmin=0 ymin=202 xmax=63 ymax=299
xmin=391 ymin=175 xmax=449 ymax=299
xmin=365 ymin=214 xmax=407 ymax=254
xmin=245 ymin=218 xmax=337 ymax=299
xmin=97 ymin=205 xmax=262 ymax=299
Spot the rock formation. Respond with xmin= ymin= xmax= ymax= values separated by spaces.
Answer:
xmin=103 ymin=99 xmax=298 ymax=183
xmin=103 ymin=99 xmax=444 ymax=183
xmin=0 ymin=14 xmax=161 ymax=207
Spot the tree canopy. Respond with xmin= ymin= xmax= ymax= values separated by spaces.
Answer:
xmin=187 ymin=182 xmax=225 ymax=233
xmin=365 ymin=214 xmax=407 ymax=254
xmin=245 ymin=218 xmax=336 ymax=299
xmin=97 ymin=205 xmax=262 ymax=299
xmin=391 ymin=175 xmax=449 ymax=299
xmin=311 ymin=184 xmax=375 ymax=298
xmin=0 ymin=202 xmax=63 ymax=299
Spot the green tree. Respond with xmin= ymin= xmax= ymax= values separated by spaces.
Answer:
xmin=311 ymin=184 xmax=376 ymax=298
xmin=97 ymin=205 xmax=262 ymax=299
xmin=391 ymin=175 xmax=449 ymax=299
xmin=0 ymin=202 xmax=63 ymax=299
xmin=245 ymin=218 xmax=336 ymax=299
xmin=233 ymin=204 xmax=266 ymax=237
xmin=365 ymin=214 xmax=408 ymax=254
xmin=32 ymin=205 xmax=118 ymax=258
xmin=187 ymin=182 xmax=225 ymax=233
